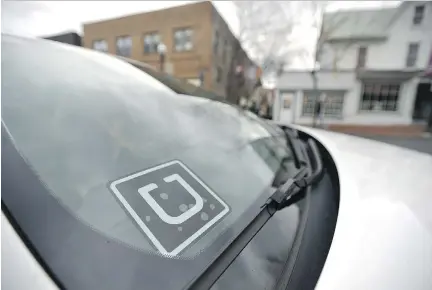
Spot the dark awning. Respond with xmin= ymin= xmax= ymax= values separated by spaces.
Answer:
xmin=356 ymin=70 xmax=422 ymax=82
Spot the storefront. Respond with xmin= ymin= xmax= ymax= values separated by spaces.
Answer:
xmin=275 ymin=70 xmax=420 ymax=127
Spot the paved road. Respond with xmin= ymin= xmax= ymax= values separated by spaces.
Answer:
xmin=361 ymin=135 xmax=432 ymax=155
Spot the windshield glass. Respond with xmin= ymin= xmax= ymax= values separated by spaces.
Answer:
xmin=1 ymin=35 xmax=297 ymax=289
xmin=120 ymin=57 xmax=224 ymax=101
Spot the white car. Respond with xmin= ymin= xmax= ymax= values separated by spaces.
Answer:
xmin=2 ymin=35 xmax=432 ymax=290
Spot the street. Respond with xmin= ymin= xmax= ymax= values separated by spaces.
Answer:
xmin=362 ymin=135 xmax=432 ymax=155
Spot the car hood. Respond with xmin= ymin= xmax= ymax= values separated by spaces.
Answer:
xmin=293 ymin=126 xmax=432 ymax=290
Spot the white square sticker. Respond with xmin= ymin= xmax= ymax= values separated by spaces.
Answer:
xmin=109 ymin=160 xmax=230 ymax=256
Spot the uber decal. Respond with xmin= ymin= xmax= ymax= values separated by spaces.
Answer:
xmin=109 ymin=160 xmax=230 ymax=256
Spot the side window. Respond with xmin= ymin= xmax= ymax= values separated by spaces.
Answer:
xmin=116 ymin=36 xmax=132 ymax=57
xmin=216 ymin=67 xmax=222 ymax=83
xmin=174 ymin=28 xmax=193 ymax=52
xmin=361 ymin=83 xmax=400 ymax=112
xmin=406 ymin=42 xmax=420 ymax=67
xmin=357 ymin=46 xmax=367 ymax=68
xmin=93 ymin=39 xmax=108 ymax=53
xmin=413 ymin=5 xmax=425 ymax=25
xmin=214 ymin=30 xmax=219 ymax=54
xmin=143 ymin=32 xmax=160 ymax=54
xmin=222 ymin=40 xmax=228 ymax=64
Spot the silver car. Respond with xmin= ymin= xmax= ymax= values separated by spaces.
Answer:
xmin=2 ymin=35 xmax=432 ymax=290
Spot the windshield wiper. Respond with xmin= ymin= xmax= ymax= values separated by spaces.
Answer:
xmin=185 ymin=136 xmax=324 ymax=290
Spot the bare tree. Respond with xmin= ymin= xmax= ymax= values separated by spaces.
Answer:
xmin=225 ymin=1 xmax=302 ymax=103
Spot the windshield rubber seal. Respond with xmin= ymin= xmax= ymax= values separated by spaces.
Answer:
xmin=273 ymin=139 xmax=313 ymax=290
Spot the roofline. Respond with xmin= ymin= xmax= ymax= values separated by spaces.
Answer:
xmin=324 ymin=5 xmax=399 ymax=16
xmin=40 ymin=31 xmax=82 ymax=39
xmin=209 ymin=2 xmax=256 ymax=67
xmin=82 ymin=1 xmax=210 ymax=26
xmin=326 ymin=35 xmax=388 ymax=42
xmin=321 ymin=3 xmax=402 ymax=44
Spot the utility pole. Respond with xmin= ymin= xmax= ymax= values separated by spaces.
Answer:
xmin=157 ymin=43 xmax=167 ymax=73
xmin=311 ymin=69 xmax=319 ymax=127
xmin=199 ymin=70 xmax=204 ymax=87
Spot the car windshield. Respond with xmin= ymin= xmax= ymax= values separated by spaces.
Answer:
xmin=118 ymin=56 xmax=224 ymax=101
xmin=1 ymin=35 xmax=298 ymax=290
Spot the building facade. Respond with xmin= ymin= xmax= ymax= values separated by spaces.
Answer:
xmin=83 ymin=1 xmax=256 ymax=103
xmin=275 ymin=1 xmax=432 ymax=132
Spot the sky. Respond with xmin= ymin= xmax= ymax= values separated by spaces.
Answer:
xmin=1 ymin=0 xmax=401 ymax=68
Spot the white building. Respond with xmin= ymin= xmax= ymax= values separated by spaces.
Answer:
xmin=275 ymin=1 xmax=432 ymax=130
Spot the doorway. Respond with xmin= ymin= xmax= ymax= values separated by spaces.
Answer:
xmin=412 ymin=81 xmax=432 ymax=123
xmin=279 ymin=92 xmax=296 ymax=124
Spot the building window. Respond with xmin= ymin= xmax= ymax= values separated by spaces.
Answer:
xmin=223 ymin=40 xmax=229 ymax=64
xmin=360 ymin=83 xmax=400 ymax=112
xmin=214 ymin=30 xmax=219 ymax=54
xmin=116 ymin=36 xmax=132 ymax=57
xmin=93 ymin=39 xmax=108 ymax=52
xmin=406 ymin=42 xmax=420 ymax=67
xmin=216 ymin=67 xmax=222 ymax=83
xmin=357 ymin=46 xmax=367 ymax=68
xmin=302 ymin=91 xmax=344 ymax=118
xmin=413 ymin=5 xmax=425 ymax=25
xmin=143 ymin=32 xmax=160 ymax=54
xmin=174 ymin=28 xmax=193 ymax=52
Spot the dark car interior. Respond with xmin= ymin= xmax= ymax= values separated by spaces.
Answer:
xmin=186 ymin=125 xmax=340 ymax=290
xmin=276 ymin=127 xmax=339 ymax=290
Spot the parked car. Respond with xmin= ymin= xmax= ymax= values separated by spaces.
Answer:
xmin=2 ymin=35 xmax=432 ymax=290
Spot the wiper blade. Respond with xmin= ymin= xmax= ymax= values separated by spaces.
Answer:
xmin=266 ymin=138 xmax=324 ymax=212
xmin=186 ymin=138 xmax=324 ymax=290
xmin=283 ymin=128 xmax=308 ymax=168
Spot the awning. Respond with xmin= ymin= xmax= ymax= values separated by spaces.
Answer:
xmin=356 ymin=70 xmax=422 ymax=82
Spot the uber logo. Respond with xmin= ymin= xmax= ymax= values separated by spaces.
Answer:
xmin=109 ymin=160 xmax=230 ymax=256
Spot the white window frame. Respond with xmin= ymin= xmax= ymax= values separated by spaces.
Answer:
xmin=406 ymin=42 xmax=420 ymax=67
xmin=93 ymin=39 xmax=108 ymax=52
xmin=116 ymin=36 xmax=132 ymax=57
xmin=143 ymin=32 xmax=160 ymax=54
xmin=357 ymin=46 xmax=367 ymax=68
xmin=360 ymin=83 xmax=400 ymax=112
xmin=302 ymin=91 xmax=345 ymax=118
xmin=174 ymin=28 xmax=193 ymax=52
xmin=413 ymin=5 xmax=425 ymax=25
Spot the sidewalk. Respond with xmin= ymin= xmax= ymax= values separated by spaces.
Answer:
xmin=358 ymin=134 xmax=432 ymax=155
xmin=325 ymin=124 xmax=427 ymax=138
xmin=299 ymin=123 xmax=432 ymax=155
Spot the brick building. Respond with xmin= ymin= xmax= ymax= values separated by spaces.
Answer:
xmin=82 ymin=1 xmax=256 ymax=103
